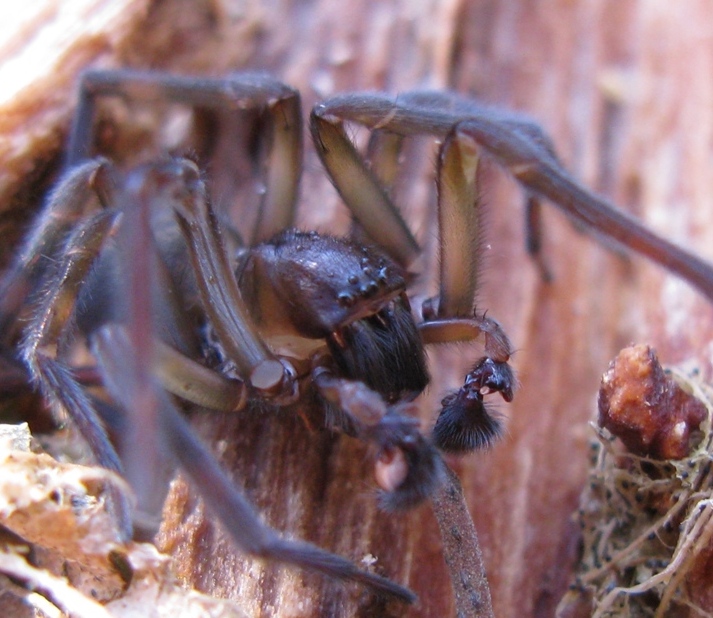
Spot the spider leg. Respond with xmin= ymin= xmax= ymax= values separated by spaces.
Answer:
xmin=311 ymin=91 xmax=713 ymax=302
xmin=98 ymin=160 xmax=253 ymax=529
xmin=68 ymin=69 xmax=303 ymax=245
xmin=16 ymin=167 xmax=132 ymax=536
xmin=431 ymin=465 xmax=495 ymax=617
xmin=17 ymin=158 xmax=233 ymax=536
xmin=432 ymin=122 xmax=482 ymax=318
xmin=423 ymin=129 xmax=517 ymax=452
xmin=525 ymin=194 xmax=554 ymax=282
xmin=310 ymin=107 xmax=420 ymax=268
xmin=152 ymin=339 xmax=248 ymax=411
xmin=312 ymin=366 xmax=444 ymax=511
xmin=98 ymin=159 xmax=250 ymax=414
xmin=93 ymin=325 xmax=417 ymax=604
xmin=167 ymin=158 xmax=298 ymax=402
xmin=347 ymin=130 xmax=406 ymax=246
xmin=0 ymin=160 xmax=110 ymax=342
xmin=11 ymin=159 xmax=249 ymax=537
xmin=491 ymin=114 xmax=559 ymax=281
xmin=20 ymin=204 xmax=121 ymax=473
xmin=452 ymin=117 xmax=713 ymax=301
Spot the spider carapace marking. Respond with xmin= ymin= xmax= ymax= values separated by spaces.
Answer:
xmin=1 ymin=69 xmax=713 ymax=605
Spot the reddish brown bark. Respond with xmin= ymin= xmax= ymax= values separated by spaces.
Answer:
xmin=3 ymin=1 xmax=713 ymax=616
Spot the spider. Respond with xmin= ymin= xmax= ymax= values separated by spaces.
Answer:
xmin=1 ymin=70 xmax=713 ymax=608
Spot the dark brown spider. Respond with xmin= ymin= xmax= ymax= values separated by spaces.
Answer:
xmin=1 ymin=70 xmax=712 ymax=607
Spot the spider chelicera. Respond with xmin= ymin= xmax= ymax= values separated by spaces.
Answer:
xmin=1 ymin=70 xmax=712 ymax=606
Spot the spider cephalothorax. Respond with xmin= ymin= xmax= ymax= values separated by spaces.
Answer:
xmin=1 ymin=69 xmax=713 ymax=607
xmin=237 ymin=228 xmax=429 ymax=401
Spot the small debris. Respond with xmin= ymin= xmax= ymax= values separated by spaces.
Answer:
xmin=557 ymin=347 xmax=713 ymax=617
xmin=0 ymin=423 xmax=247 ymax=617
xmin=598 ymin=345 xmax=706 ymax=459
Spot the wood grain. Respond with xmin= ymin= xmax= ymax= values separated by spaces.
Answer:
xmin=2 ymin=1 xmax=713 ymax=616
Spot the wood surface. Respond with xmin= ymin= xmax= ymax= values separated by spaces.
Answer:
xmin=2 ymin=1 xmax=713 ymax=616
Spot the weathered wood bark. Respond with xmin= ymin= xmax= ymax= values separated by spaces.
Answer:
xmin=3 ymin=1 xmax=713 ymax=616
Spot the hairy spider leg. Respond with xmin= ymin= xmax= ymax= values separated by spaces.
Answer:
xmin=431 ymin=466 xmax=495 ymax=617
xmin=309 ymin=108 xmax=420 ymax=268
xmin=67 ymin=69 xmax=303 ymax=245
xmin=0 ymin=160 xmax=111 ymax=342
xmin=312 ymin=90 xmax=713 ymax=302
xmin=8 ymin=159 xmax=223 ymax=534
xmin=389 ymin=91 xmax=592 ymax=284
xmin=108 ymin=160 xmax=252 ymax=525
xmin=14 ymin=161 xmax=132 ymax=536
xmin=10 ymin=159 xmax=249 ymax=535
xmin=169 ymin=158 xmax=298 ymax=398
xmin=433 ymin=123 xmax=483 ymax=317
